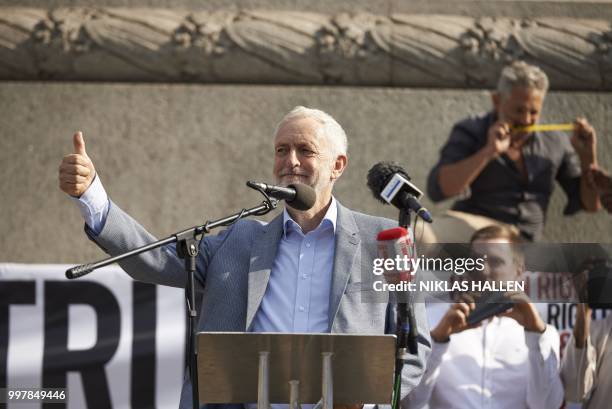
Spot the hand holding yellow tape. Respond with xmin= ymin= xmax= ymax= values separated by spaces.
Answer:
xmin=511 ymin=123 xmax=575 ymax=133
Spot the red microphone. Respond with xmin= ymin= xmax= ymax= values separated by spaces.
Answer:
xmin=376 ymin=226 xmax=416 ymax=283
xmin=376 ymin=226 xmax=419 ymax=356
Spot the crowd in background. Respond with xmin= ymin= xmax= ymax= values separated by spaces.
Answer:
xmin=413 ymin=61 xmax=612 ymax=408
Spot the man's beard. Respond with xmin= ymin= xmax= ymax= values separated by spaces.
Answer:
xmin=277 ymin=174 xmax=311 ymax=186
xmin=276 ymin=173 xmax=329 ymax=196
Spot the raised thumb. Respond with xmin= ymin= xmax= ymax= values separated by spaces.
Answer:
xmin=73 ymin=131 xmax=88 ymax=156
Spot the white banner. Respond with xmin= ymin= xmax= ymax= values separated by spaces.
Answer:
xmin=524 ymin=271 xmax=612 ymax=359
xmin=0 ymin=263 xmax=186 ymax=409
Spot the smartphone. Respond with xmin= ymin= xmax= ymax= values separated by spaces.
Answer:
xmin=466 ymin=291 xmax=514 ymax=326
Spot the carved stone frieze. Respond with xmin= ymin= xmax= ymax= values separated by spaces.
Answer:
xmin=0 ymin=7 xmax=610 ymax=89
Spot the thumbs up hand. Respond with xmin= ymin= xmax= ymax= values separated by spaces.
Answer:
xmin=58 ymin=131 xmax=97 ymax=197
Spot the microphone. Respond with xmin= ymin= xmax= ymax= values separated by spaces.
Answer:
xmin=367 ymin=162 xmax=433 ymax=223
xmin=66 ymin=263 xmax=95 ymax=279
xmin=377 ymin=226 xmax=416 ymax=283
xmin=247 ymin=181 xmax=316 ymax=211
xmin=376 ymin=226 xmax=419 ymax=356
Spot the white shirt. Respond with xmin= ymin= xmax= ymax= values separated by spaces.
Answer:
xmin=406 ymin=303 xmax=564 ymax=409
xmin=562 ymin=314 xmax=612 ymax=409
xmin=74 ymin=174 xmax=109 ymax=232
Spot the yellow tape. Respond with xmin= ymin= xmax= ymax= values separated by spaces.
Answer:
xmin=512 ymin=123 xmax=575 ymax=133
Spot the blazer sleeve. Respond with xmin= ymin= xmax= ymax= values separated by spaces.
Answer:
xmin=84 ymin=199 xmax=231 ymax=291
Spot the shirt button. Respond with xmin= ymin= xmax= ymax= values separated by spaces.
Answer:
xmin=299 ymin=306 xmax=305 ymax=312
xmin=302 ymin=273 xmax=308 ymax=279
xmin=305 ymin=243 xmax=311 ymax=248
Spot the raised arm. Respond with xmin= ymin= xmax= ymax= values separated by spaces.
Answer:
xmin=571 ymin=117 xmax=601 ymax=212
xmin=436 ymin=121 xmax=511 ymax=199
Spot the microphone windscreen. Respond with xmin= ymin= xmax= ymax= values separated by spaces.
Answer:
xmin=376 ymin=227 xmax=416 ymax=282
xmin=287 ymin=183 xmax=316 ymax=211
xmin=376 ymin=226 xmax=409 ymax=241
xmin=366 ymin=162 xmax=411 ymax=203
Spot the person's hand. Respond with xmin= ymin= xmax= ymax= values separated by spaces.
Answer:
xmin=498 ymin=292 xmax=546 ymax=333
xmin=572 ymin=265 xmax=590 ymax=303
xmin=485 ymin=121 xmax=511 ymax=157
xmin=58 ymin=131 xmax=96 ymax=197
xmin=590 ymin=167 xmax=612 ymax=192
xmin=430 ymin=296 xmax=479 ymax=342
xmin=571 ymin=117 xmax=597 ymax=165
xmin=573 ymin=303 xmax=592 ymax=348
xmin=587 ymin=167 xmax=612 ymax=213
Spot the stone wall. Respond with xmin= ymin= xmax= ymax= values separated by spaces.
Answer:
xmin=0 ymin=1 xmax=610 ymax=263
xmin=1 ymin=82 xmax=610 ymax=262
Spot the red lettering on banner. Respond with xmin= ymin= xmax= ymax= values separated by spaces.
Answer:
xmin=536 ymin=272 xmax=577 ymax=302
xmin=538 ymin=275 xmax=551 ymax=300
xmin=560 ymin=331 xmax=571 ymax=360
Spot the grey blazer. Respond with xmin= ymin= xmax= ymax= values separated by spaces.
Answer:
xmin=88 ymin=200 xmax=431 ymax=409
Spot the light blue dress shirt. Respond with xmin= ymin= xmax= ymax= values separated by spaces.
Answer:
xmin=75 ymin=175 xmax=110 ymax=233
xmin=250 ymin=198 xmax=336 ymax=334
xmin=76 ymin=177 xmax=336 ymax=334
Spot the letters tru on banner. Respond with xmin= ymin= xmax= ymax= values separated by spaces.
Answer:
xmin=0 ymin=264 xmax=186 ymax=409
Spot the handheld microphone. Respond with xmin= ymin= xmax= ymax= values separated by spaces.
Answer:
xmin=367 ymin=162 xmax=433 ymax=223
xmin=247 ymin=181 xmax=316 ymax=211
xmin=376 ymin=226 xmax=419 ymax=356
xmin=377 ymin=226 xmax=416 ymax=283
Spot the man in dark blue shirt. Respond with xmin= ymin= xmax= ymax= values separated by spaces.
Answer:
xmin=427 ymin=61 xmax=601 ymax=241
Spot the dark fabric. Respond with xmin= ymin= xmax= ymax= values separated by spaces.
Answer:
xmin=427 ymin=111 xmax=583 ymax=241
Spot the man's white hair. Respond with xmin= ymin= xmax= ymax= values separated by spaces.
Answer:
xmin=497 ymin=61 xmax=549 ymax=99
xmin=275 ymin=106 xmax=348 ymax=158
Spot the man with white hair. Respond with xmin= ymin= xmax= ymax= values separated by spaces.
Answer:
xmin=58 ymin=106 xmax=431 ymax=409
xmin=426 ymin=61 xmax=600 ymax=242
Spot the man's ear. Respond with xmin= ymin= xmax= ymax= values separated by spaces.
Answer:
xmin=331 ymin=154 xmax=348 ymax=181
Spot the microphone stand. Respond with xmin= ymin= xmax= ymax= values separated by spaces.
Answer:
xmin=66 ymin=194 xmax=279 ymax=409
xmin=392 ymin=208 xmax=419 ymax=409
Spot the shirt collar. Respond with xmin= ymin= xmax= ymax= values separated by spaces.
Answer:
xmin=282 ymin=196 xmax=337 ymax=237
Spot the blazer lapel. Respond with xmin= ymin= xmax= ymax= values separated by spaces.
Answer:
xmin=245 ymin=213 xmax=284 ymax=331
xmin=328 ymin=203 xmax=360 ymax=330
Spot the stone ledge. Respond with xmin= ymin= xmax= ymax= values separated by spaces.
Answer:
xmin=1 ymin=7 xmax=611 ymax=89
